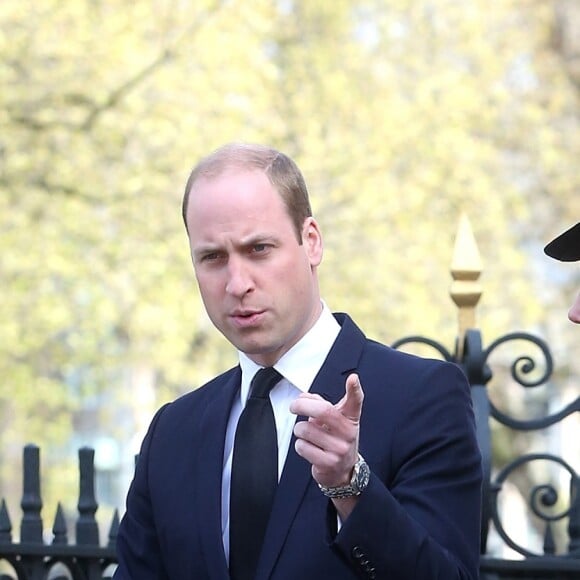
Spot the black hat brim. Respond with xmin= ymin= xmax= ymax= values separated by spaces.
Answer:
xmin=544 ymin=222 xmax=580 ymax=262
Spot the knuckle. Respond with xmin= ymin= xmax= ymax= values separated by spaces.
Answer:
xmin=336 ymin=440 xmax=351 ymax=456
xmin=319 ymin=405 xmax=335 ymax=423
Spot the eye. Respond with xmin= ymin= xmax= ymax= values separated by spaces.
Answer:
xmin=251 ymin=243 xmax=274 ymax=257
xmin=200 ymin=251 xmax=223 ymax=263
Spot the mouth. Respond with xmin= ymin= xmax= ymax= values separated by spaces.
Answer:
xmin=229 ymin=309 xmax=266 ymax=328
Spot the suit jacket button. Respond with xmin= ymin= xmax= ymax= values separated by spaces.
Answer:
xmin=351 ymin=546 xmax=364 ymax=559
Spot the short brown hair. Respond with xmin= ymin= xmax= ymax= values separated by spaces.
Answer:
xmin=182 ymin=143 xmax=312 ymax=242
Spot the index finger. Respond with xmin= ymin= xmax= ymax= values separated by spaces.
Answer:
xmin=337 ymin=373 xmax=364 ymax=422
xmin=289 ymin=394 xmax=332 ymax=418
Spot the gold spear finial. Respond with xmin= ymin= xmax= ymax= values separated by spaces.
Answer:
xmin=450 ymin=214 xmax=483 ymax=359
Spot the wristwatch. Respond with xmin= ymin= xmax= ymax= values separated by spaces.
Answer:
xmin=318 ymin=454 xmax=370 ymax=498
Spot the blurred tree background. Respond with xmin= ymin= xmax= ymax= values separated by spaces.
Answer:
xmin=0 ymin=0 xmax=577 ymax=541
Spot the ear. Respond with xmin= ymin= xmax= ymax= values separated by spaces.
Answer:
xmin=302 ymin=217 xmax=323 ymax=267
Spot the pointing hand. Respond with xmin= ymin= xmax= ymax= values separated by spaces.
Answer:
xmin=289 ymin=373 xmax=364 ymax=490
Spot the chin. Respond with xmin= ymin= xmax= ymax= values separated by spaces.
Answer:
xmin=241 ymin=344 xmax=281 ymax=366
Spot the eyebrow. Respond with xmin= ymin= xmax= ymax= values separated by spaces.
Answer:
xmin=239 ymin=234 xmax=278 ymax=247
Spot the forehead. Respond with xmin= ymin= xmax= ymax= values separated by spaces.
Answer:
xmin=186 ymin=169 xmax=292 ymax=236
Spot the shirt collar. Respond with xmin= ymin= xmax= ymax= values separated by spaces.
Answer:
xmin=238 ymin=301 xmax=340 ymax=400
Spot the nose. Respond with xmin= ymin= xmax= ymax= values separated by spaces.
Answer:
xmin=225 ymin=258 xmax=253 ymax=298
xmin=568 ymin=291 xmax=580 ymax=324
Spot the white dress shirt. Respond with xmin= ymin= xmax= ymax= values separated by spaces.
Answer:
xmin=221 ymin=303 xmax=341 ymax=559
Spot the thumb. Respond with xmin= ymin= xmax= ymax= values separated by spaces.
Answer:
xmin=336 ymin=373 xmax=364 ymax=422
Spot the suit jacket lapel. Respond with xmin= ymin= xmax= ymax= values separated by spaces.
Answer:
xmin=310 ymin=314 xmax=366 ymax=403
xmin=256 ymin=314 xmax=366 ymax=579
xmin=197 ymin=368 xmax=241 ymax=580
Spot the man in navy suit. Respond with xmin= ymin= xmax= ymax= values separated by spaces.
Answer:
xmin=115 ymin=143 xmax=482 ymax=579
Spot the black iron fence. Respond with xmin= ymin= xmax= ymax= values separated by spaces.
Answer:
xmin=0 ymin=447 xmax=117 ymax=579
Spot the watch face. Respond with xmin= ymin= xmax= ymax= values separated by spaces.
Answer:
xmin=355 ymin=459 xmax=370 ymax=491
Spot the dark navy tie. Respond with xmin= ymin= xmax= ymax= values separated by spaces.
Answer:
xmin=229 ymin=367 xmax=282 ymax=580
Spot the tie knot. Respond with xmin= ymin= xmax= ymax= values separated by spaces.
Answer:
xmin=250 ymin=367 xmax=282 ymax=399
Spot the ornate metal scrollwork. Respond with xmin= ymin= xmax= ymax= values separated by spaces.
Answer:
xmin=477 ymin=331 xmax=579 ymax=431
xmin=390 ymin=336 xmax=454 ymax=362
xmin=490 ymin=453 xmax=579 ymax=558
xmin=484 ymin=333 xmax=554 ymax=387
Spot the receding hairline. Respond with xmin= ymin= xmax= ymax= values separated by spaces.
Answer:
xmin=182 ymin=143 xmax=312 ymax=240
xmin=186 ymin=165 xmax=271 ymax=197
xmin=183 ymin=143 xmax=291 ymax=204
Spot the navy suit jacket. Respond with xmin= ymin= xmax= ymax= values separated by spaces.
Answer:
xmin=115 ymin=314 xmax=482 ymax=579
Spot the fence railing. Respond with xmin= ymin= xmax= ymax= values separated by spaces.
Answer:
xmin=0 ymin=446 xmax=117 ymax=580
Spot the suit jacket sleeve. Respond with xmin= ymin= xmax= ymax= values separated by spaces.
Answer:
xmin=329 ymin=361 xmax=482 ymax=580
xmin=114 ymin=403 xmax=172 ymax=580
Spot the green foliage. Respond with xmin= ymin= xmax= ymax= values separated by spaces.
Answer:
xmin=0 ymin=0 xmax=577 ymax=515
